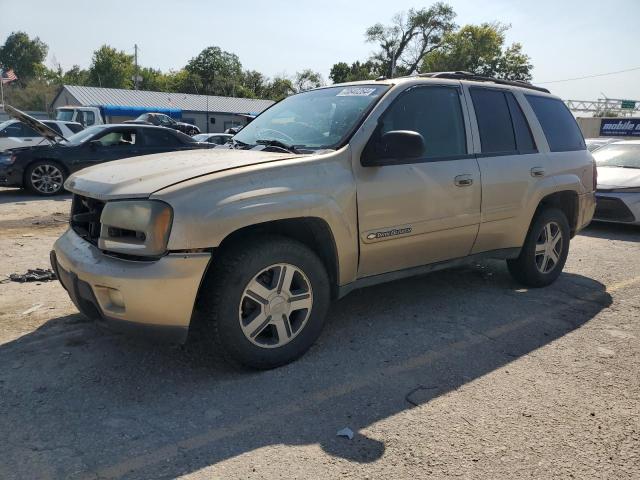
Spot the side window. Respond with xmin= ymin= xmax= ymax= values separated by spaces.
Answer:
xmin=84 ymin=111 xmax=95 ymax=126
xmin=470 ymin=88 xmax=516 ymax=154
xmin=373 ymin=85 xmax=467 ymax=160
xmin=525 ymin=95 xmax=585 ymax=152
xmin=143 ymin=129 xmax=181 ymax=146
xmin=4 ymin=123 xmax=27 ymax=137
xmin=43 ymin=122 xmax=63 ymax=136
xmin=95 ymin=130 xmax=137 ymax=147
xmin=505 ymin=93 xmax=536 ymax=153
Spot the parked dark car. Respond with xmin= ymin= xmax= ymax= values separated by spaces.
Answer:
xmin=0 ymin=107 xmax=211 ymax=195
xmin=125 ymin=113 xmax=200 ymax=135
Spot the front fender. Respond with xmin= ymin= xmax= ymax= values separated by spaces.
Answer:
xmin=155 ymin=152 xmax=359 ymax=284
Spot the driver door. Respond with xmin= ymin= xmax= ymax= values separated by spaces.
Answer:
xmin=354 ymin=84 xmax=482 ymax=278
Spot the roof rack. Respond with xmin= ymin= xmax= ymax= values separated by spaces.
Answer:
xmin=417 ymin=71 xmax=550 ymax=94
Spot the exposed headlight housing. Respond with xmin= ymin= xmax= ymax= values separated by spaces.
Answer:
xmin=98 ymin=200 xmax=173 ymax=257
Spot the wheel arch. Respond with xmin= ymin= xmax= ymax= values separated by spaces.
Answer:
xmin=535 ymin=190 xmax=580 ymax=237
xmin=209 ymin=217 xmax=341 ymax=299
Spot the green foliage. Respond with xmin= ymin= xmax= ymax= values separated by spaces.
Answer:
xmin=421 ymin=23 xmax=533 ymax=81
xmin=88 ymin=45 xmax=134 ymax=88
xmin=0 ymin=31 xmax=49 ymax=84
xmin=263 ymin=76 xmax=296 ymax=101
xmin=329 ymin=61 xmax=379 ymax=83
xmin=186 ymin=46 xmax=243 ymax=95
xmin=3 ymin=80 xmax=58 ymax=111
xmin=294 ymin=69 xmax=324 ymax=92
xmin=365 ymin=3 xmax=456 ymax=76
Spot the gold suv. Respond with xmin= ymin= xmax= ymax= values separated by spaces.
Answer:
xmin=51 ymin=73 xmax=596 ymax=368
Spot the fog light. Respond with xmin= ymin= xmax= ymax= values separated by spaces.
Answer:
xmin=108 ymin=288 xmax=125 ymax=308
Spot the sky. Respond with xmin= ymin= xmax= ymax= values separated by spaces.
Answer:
xmin=1 ymin=0 xmax=639 ymax=101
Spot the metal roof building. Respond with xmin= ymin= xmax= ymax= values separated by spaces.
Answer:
xmin=51 ymin=85 xmax=275 ymax=133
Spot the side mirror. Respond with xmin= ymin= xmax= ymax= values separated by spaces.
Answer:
xmin=362 ymin=130 xmax=425 ymax=166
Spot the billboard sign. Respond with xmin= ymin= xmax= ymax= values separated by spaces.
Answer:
xmin=600 ymin=118 xmax=640 ymax=137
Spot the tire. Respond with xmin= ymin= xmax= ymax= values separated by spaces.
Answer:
xmin=197 ymin=235 xmax=331 ymax=369
xmin=25 ymin=160 xmax=67 ymax=196
xmin=507 ymin=208 xmax=570 ymax=287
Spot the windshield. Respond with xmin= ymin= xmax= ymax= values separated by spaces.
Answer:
xmin=62 ymin=125 xmax=108 ymax=146
xmin=593 ymin=144 xmax=640 ymax=169
xmin=56 ymin=109 xmax=74 ymax=122
xmin=192 ymin=133 xmax=210 ymax=142
xmin=234 ymin=85 xmax=389 ymax=150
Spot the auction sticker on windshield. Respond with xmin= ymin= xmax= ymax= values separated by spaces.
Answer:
xmin=337 ymin=87 xmax=378 ymax=96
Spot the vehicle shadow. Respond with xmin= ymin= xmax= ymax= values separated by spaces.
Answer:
xmin=579 ymin=221 xmax=640 ymax=242
xmin=0 ymin=187 xmax=71 ymax=205
xmin=0 ymin=261 xmax=612 ymax=479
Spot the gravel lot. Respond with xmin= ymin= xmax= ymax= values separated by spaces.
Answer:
xmin=0 ymin=187 xmax=638 ymax=480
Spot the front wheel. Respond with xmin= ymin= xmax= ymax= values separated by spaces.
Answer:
xmin=507 ymin=208 xmax=570 ymax=287
xmin=25 ymin=161 xmax=67 ymax=196
xmin=197 ymin=235 xmax=330 ymax=369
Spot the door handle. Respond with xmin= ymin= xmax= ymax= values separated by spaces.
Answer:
xmin=24 ymin=139 xmax=32 ymax=142
xmin=454 ymin=174 xmax=474 ymax=187
xmin=530 ymin=167 xmax=546 ymax=178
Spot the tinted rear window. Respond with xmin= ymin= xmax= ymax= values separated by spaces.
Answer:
xmin=470 ymin=88 xmax=516 ymax=154
xmin=65 ymin=123 xmax=84 ymax=134
xmin=526 ymin=95 xmax=585 ymax=152
xmin=43 ymin=121 xmax=63 ymax=136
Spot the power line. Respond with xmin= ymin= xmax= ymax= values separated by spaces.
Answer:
xmin=538 ymin=66 xmax=640 ymax=84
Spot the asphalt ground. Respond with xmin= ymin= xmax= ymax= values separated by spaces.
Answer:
xmin=1 ymin=187 xmax=638 ymax=479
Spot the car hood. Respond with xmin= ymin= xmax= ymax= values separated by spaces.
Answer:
xmin=4 ymin=105 xmax=67 ymax=141
xmin=65 ymin=148 xmax=301 ymax=200
xmin=597 ymin=166 xmax=640 ymax=189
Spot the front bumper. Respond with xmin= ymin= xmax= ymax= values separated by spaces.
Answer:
xmin=52 ymin=228 xmax=211 ymax=343
xmin=594 ymin=192 xmax=640 ymax=225
xmin=0 ymin=162 xmax=23 ymax=188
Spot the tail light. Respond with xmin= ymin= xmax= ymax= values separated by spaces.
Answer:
xmin=593 ymin=161 xmax=598 ymax=191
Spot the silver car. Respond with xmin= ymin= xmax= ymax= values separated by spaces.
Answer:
xmin=593 ymin=140 xmax=640 ymax=225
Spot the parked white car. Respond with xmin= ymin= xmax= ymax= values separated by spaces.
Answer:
xmin=0 ymin=119 xmax=83 ymax=152
xmin=593 ymin=140 xmax=640 ymax=225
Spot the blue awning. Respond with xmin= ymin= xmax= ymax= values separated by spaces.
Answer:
xmin=97 ymin=104 xmax=182 ymax=119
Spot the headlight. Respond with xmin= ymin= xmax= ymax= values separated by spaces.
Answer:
xmin=98 ymin=200 xmax=173 ymax=257
xmin=0 ymin=154 xmax=16 ymax=165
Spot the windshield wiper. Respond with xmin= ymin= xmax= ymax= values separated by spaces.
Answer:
xmin=255 ymin=139 xmax=300 ymax=154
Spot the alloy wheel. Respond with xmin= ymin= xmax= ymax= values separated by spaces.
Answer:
xmin=30 ymin=164 xmax=64 ymax=194
xmin=238 ymin=263 xmax=313 ymax=348
xmin=535 ymin=221 xmax=563 ymax=274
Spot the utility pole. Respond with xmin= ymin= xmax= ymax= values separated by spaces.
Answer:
xmin=134 ymin=44 xmax=139 ymax=90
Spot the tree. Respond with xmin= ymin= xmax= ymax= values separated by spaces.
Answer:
xmin=421 ymin=23 xmax=533 ymax=81
xmin=186 ymin=46 xmax=243 ymax=96
xmin=61 ymin=65 xmax=90 ymax=85
xmin=0 ymin=32 xmax=49 ymax=84
xmin=329 ymin=60 xmax=379 ymax=83
xmin=3 ymin=79 xmax=57 ymax=111
xmin=88 ymin=45 xmax=134 ymax=88
xmin=294 ymin=69 xmax=324 ymax=92
xmin=264 ymin=76 xmax=296 ymax=101
xmin=241 ymin=70 xmax=268 ymax=98
xmin=138 ymin=67 xmax=169 ymax=91
xmin=365 ymin=3 xmax=456 ymax=77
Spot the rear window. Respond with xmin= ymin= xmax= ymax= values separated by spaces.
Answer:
xmin=43 ymin=121 xmax=63 ymax=136
xmin=526 ymin=95 xmax=585 ymax=152
xmin=470 ymin=88 xmax=516 ymax=154
xmin=65 ymin=123 xmax=84 ymax=134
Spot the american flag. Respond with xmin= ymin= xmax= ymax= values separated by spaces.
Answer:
xmin=1 ymin=68 xmax=18 ymax=85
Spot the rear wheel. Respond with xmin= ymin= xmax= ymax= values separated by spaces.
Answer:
xmin=197 ymin=235 xmax=330 ymax=369
xmin=25 ymin=161 xmax=66 ymax=196
xmin=507 ymin=208 xmax=570 ymax=287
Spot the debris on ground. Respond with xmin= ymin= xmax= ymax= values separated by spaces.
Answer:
xmin=8 ymin=268 xmax=57 ymax=283
xmin=336 ymin=427 xmax=354 ymax=440
xmin=21 ymin=304 xmax=43 ymax=315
